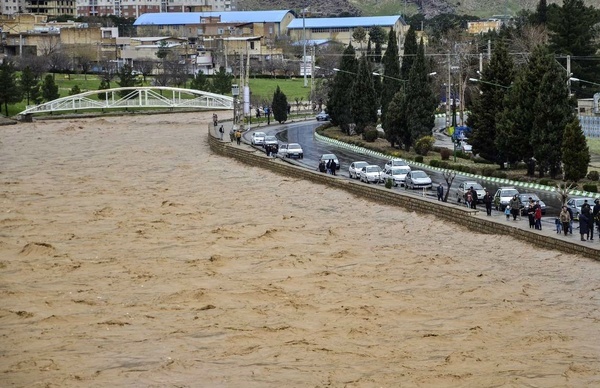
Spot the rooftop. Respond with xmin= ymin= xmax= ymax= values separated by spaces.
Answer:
xmin=287 ymin=15 xmax=404 ymax=29
xmin=134 ymin=10 xmax=292 ymax=26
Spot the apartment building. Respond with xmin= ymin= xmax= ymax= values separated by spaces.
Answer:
xmin=76 ymin=0 xmax=233 ymax=18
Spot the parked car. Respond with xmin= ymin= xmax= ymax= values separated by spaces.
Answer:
xmin=493 ymin=187 xmax=520 ymax=211
xmin=566 ymin=197 xmax=598 ymax=220
xmin=277 ymin=143 xmax=304 ymax=159
xmin=251 ymin=131 xmax=266 ymax=146
xmin=316 ymin=111 xmax=330 ymax=121
xmin=359 ymin=165 xmax=383 ymax=184
xmin=405 ymin=170 xmax=432 ymax=190
xmin=319 ymin=153 xmax=340 ymax=170
xmin=349 ymin=161 xmax=369 ymax=179
xmin=457 ymin=181 xmax=486 ymax=203
xmin=518 ymin=193 xmax=547 ymax=216
xmin=460 ymin=141 xmax=473 ymax=154
xmin=384 ymin=158 xmax=410 ymax=171
xmin=263 ymin=135 xmax=278 ymax=147
xmin=381 ymin=166 xmax=411 ymax=187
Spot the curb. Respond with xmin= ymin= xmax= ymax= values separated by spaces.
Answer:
xmin=314 ymin=131 xmax=600 ymax=199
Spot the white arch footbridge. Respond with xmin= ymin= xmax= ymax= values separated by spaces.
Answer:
xmin=18 ymin=86 xmax=234 ymax=117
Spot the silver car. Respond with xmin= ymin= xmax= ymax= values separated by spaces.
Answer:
xmin=384 ymin=158 xmax=410 ymax=171
xmin=251 ymin=131 xmax=266 ymax=146
xmin=359 ymin=165 xmax=383 ymax=184
xmin=381 ymin=166 xmax=410 ymax=187
xmin=566 ymin=197 xmax=598 ymax=220
xmin=349 ymin=161 xmax=369 ymax=179
xmin=405 ymin=170 xmax=432 ymax=189
xmin=457 ymin=181 xmax=486 ymax=203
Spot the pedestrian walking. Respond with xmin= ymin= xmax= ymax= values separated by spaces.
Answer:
xmin=326 ymin=159 xmax=332 ymax=174
xmin=593 ymin=198 xmax=600 ymax=237
xmin=579 ymin=213 xmax=590 ymax=241
xmin=470 ymin=187 xmax=478 ymax=209
xmin=330 ymin=159 xmax=337 ymax=176
xmin=483 ymin=190 xmax=493 ymax=216
xmin=559 ymin=206 xmax=570 ymax=236
xmin=581 ymin=199 xmax=593 ymax=240
xmin=218 ymin=125 xmax=224 ymax=140
xmin=505 ymin=206 xmax=511 ymax=221
xmin=235 ymin=129 xmax=241 ymax=145
xmin=509 ymin=195 xmax=520 ymax=221
xmin=534 ymin=202 xmax=542 ymax=230
xmin=437 ymin=183 xmax=444 ymax=201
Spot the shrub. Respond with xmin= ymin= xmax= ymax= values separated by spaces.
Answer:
xmin=587 ymin=171 xmax=599 ymax=181
xmin=481 ymin=167 xmax=496 ymax=177
xmin=473 ymin=156 xmax=494 ymax=164
xmin=539 ymin=178 xmax=551 ymax=186
xmin=439 ymin=161 xmax=450 ymax=169
xmin=363 ymin=127 xmax=378 ymax=142
xmin=492 ymin=170 xmax=507 ymax=179
xmin=583 ymin=184 xmax=598 ymax=192
xmin=414 ymin=136 xmax=435 ymax=156
xmin=429 ymin=160 xmax=440 ymax=167
xmin=385 ymin=178 xmax=393 ymax=189
xmin=69 ymin=85 xmax=81 ymax=95
xmin=440 ymin=148 xmax=451 ymax=160
xmin=414 ymin=155 xmax=424 ymax=163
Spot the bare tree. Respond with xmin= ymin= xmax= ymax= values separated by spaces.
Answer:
xmin=442 ymin=170 xmax=457 ymax=202
xmin=133 ymin=58 xmax=155 ymax=82
xmin=37 ymin=35 xmax=62 ymax=56
xmin=555 ymin=182 xmax=577 ymax=206
xmin=14 ymin=55 xmax=47 ymax=79
xmin=71 ymin=45 xmax=96 ymax=80
xmin=47 ymin=50 xmax=71 ymax=79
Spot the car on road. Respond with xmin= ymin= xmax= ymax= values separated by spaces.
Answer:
xmin=460 ymin=141 xmax=473 ymax=153
xmin=493 ymin=187 xmax=520 ymax=211
xmin=566 ymin=196 xmax=598 ymax=220
xmin=359 ymin=165 xmax=383 ymax=184
xmin=457 ymin=181 xmax=486 ymax=203
xmin=381 ymin=166 xmax=411 ymax=187
xmin=405 ymin=170 xmax=432 ymax=190
xmin=277 ymin=143 xmax=304 ymax=159
xmin=319 ymin=153 xmax=340 ymax=170
xmin=384 ymin=158 xmax=410 ymax=171
xmin=251 ymin=131 xmax=266 ymax=146
xmin=518 ymin=193 xmax=547 ymax=216
xmin=316 ymin=111 xmax=330 ymax=121
xmin=263 ymin=135 xmax=278 ymax=147
xmin=349 ymin=161 xmax=369 ymax=179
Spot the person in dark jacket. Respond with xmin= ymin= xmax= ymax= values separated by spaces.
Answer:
xmin=593 ymin=198 xmax=600 ymax=237
xmin=482 ymin=190 xmax=493 ymax=216
xmin=470 ymin=187 xmax=478 ymax=209
xmin=437 ymin=183 xmax=444 ymax=201
xmin=330 ymin=159 xmax=337 ymax=175
xmin=579 ymin=213 xmax=590 ymax=241
xmin=581 ymin=200 xmax=593 ymax=240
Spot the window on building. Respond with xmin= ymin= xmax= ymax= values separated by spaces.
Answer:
xmin=250 ymin=41 xmax=254 ymax=50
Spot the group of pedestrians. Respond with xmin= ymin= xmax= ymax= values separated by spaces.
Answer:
xmin=524 ymin=198 xmax=544 ymax=230
xmin=317 ymin=159 xmax=337 ymax=175
xmin=558 ymin=198 xmax=600 ymax=242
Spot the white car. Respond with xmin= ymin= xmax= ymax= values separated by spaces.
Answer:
xmin=359 ymin=165 xmax=383 ymax=184
xmin=277 ymin=143 xmax=303 ymax=159
xmin=405 ymin=170 xmax=432 ymax=190
xmin=349 ymin=161 xmax=369 ymax=179
xmin=251 ymin=131 xmax=266 ymax=146
xmin=461 ymin=141 xmax=473 ymax=153
xmin=263 ymin=135 xmax=278 ymax=147
xmin=384 ymin=158 xmax=411 ymax=171
xmin=381 ymin=166 xmax=411 ymax=187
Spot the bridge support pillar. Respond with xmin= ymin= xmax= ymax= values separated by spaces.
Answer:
xmin=19 ymin=114 xmax=33 ymax=122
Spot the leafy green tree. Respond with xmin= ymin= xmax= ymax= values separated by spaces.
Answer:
xmin=30 ymin=84 xmax=42 ymax=105
xmin=190 ymin=70 xmax=212 ymax=92
xmin=117 ymin=63 xmax=138 ymax=97
xmin=548 ymin=0 xmax=600 ymax=97
xmin=400 ymin=26 xmax=417 ymax=80
xmin=380 ymin=28 xmax=401 ymax=134
xmin=155 ymin=40 xmax=170 ymax=60
xmin=351 ymin=56 xmax=377 ymax=134
xmin=383 ymin=90 xmax=407 ymax=148
xmin=369 ymin=26 xmax=386 ymax=63
xmin=0 ymin=61 xmax=21 ymax=115
xmin=562 ymin=119 xmax=590 ymax=181
xmin=41 ymin=74 xmax=59 ymax=102
xmin=271 ymin=85 xmax=288 ymax=124
xmin=328 ymin=43 xmax=357 ymax=134
xmin=352 ymin=26 xmax=367 ymax=50
xmin=531 ymin=56 xmax=574 ymax=178
xmin=19 ymin=66 xmax=39 ymax=105
xmin=403 ymin=39 xmax=436 ymax=151
xmin=530 ymin=0 xmax=548 ymax=24
xmin=212 ymin=66 xmax=232 ymax=95
xmin=467 ymin=40 xmax=515 ymax=165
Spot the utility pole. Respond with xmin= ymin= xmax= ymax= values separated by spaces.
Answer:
xmin=567 ymin=55 xmax=572 ymax=97
xmin=302 ymin=8 xmax=308 ymax=87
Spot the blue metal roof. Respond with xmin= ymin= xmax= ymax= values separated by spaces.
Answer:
xmin=134 ymin=10 xmax=292 ymax=26
xmin=287 ymin=16 xmax=403 ymax=29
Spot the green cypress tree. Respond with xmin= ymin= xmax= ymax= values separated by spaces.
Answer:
xmin=400 ymin=26 xmax=417 ymax=80
xmin=380 ymin=28 xmax=401 ymax=135
xmin=383 ymin=90 xmax=407 ymax=148
xmin=97 ymin=79 xmax=110 ymax=101
xmin=562 ymin=119 xmax=590 ymax=181
xmin=531 ymin=55 xmax=574 ymax=178
xmin=467 ymin=40 xmax=514 ymax=165
xmin=271 ymin=85 xmax=288 ymax=124
xmin=212 ymin=66 xmax=232 ymax=95
xmin=19 ymin=66 xmax=38 ymax=105
xmin=403 ymin=39 xmax=436 ymax=151
xmin=41 ymin=74 xmax=59 ymax=102
xmin=0 ymin=61 xmax=21 ymax=115
xmin=548 ymin=0 xmax=600 ymax=97
xmin=328 ymin=44 xmax=357 ymax=134
xmin=117 ymin=63 xmax=137 ymax=97
xmin=351 ymin=56 xmax=377 ymax=134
